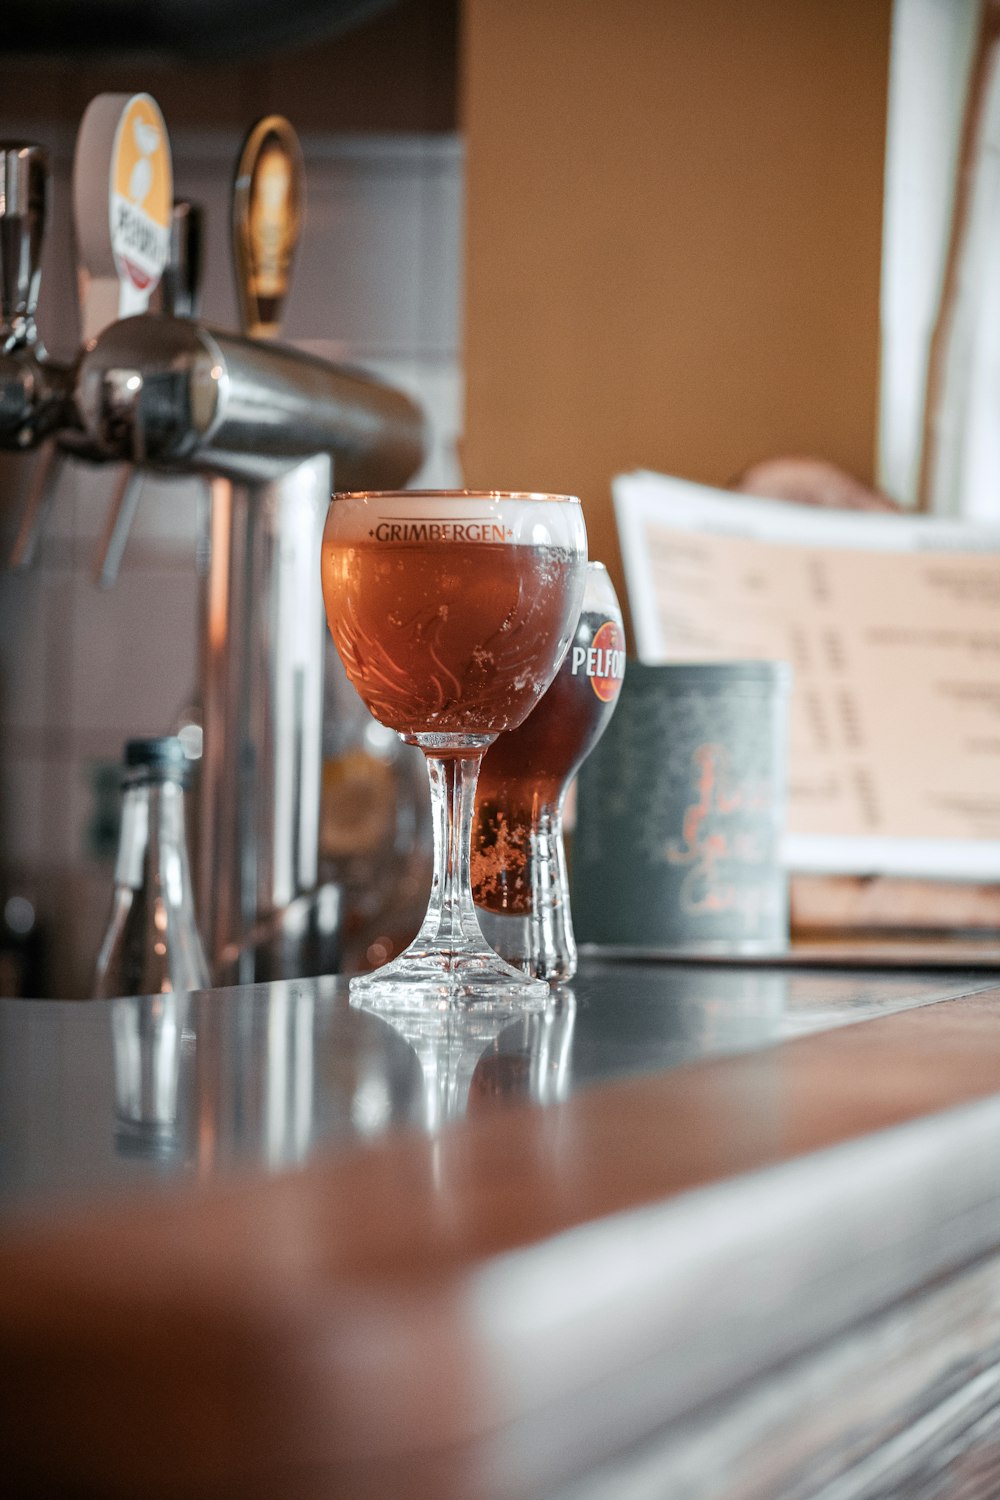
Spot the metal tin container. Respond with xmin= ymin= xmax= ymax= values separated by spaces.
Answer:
xmin=571 ymin=661 xmax=791 ymax=952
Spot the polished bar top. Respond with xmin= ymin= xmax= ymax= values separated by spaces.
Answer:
xmin=0 ymin=956 xmax=996 ymax=1218
xmin=4 ymin=956 xmax=1000 ymax=1498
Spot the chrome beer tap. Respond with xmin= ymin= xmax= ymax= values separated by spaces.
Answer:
xmin=5 ymin=98 xmax=174 ymax=574
xmin=0 ymin=143 xmax=69 ymax=427
xmin=73 ymin=104 xmax=425 ymax=983
xmin=0 ymin=143 xmax=77 ymax=571
xmin=2 ymin=97 xmax=426 ymax=985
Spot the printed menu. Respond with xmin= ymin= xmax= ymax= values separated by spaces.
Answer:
xmin=614 ymin=470 xmax=1000 ymax=878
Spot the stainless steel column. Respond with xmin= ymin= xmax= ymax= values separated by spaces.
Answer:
xmin=201 ymin=456 xmax=331 ymax=982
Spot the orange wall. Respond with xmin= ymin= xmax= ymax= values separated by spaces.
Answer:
xmin=460 ymin=0 xmax=891 ymax=606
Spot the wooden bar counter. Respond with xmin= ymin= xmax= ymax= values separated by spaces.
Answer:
xmin=3 ymin=953 xmax=1000 ymax=1497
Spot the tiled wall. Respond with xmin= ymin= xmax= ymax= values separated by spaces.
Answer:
xmin=0 ymin=128 xmax=464 ymax=997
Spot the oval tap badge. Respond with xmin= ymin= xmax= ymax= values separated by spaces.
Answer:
xmin=590 ymin=619 xmax=626 ymax=702
xmin=110 ymin=95 xmax=172 ymax=295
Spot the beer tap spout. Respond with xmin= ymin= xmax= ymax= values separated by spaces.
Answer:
xmin=73 ymin=317 xmax=425 ymax=488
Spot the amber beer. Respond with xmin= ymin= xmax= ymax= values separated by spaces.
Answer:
xmin=473 ymin=566 xmax=625 ymax=924
xmin=322 ymin=495 xmax=586 ymax=737
xmin=321 ymin=489 xmax=588 ymax=1013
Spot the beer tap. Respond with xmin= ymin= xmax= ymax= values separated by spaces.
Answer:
xmin=2 ymin=93 xmax=425 ymax=984
xmin=0 ymin=144 xmax=47 ymax=362
xmin=162 ymin=200 xmax=204 ymax=322
xmin=1 ymin=143 xmax=76 ymax=572
xmin=93 ymin=199 xmax=205 ymax=589
xmin=64 ymin=100 xmax=424 ymax=981
xmin=70 ymin=94 xmax=173 ymax=589
xmin=6 ymin=96 xmax=174 ymax=578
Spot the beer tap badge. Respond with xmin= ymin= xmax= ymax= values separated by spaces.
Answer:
xmin=110 ymin=95 xmax=172 ymax=295
xmin=573 ymin=618 xmax=626 ymax=702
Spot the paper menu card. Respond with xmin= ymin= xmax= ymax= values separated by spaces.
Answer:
xmin=613 ymin=470 xmax=1000 ymax=879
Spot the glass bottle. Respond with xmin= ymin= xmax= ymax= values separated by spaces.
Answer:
xmin=93 ymin=737 xmax=210 ymax=998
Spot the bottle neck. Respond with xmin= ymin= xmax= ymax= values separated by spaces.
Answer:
xmin=115 ymin=776 xmax=190 ymax=895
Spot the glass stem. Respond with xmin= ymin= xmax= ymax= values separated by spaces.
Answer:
xmin=527 ymin=804 xmax=576 ymax=981
xmin=417 ymin=750 xmax=488 ymax=952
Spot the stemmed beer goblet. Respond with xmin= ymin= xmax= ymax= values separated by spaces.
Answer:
xmin=321 ymin=490 xmax=587 ymax=1012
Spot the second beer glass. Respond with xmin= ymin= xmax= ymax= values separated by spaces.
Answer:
xmin=322 ymin=489 xmax=587 ymax=1011
xmin=471 ymin=562 xmax=625 ymax=980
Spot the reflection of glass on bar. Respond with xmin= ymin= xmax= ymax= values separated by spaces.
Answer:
xmin=369 ymin=992 xmax=577 ymax=1130
xmin=111 ymin=992 xmax=189 ymax=1158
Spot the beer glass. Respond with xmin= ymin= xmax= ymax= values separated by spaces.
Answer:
xmin=322 ymin=490 xmax=587 ymax=1011
xmin=471 ymin=562 xmax=624 ymax=980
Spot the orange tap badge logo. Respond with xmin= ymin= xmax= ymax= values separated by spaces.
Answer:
xmin=110 ymin=95 xmax=172 ymax=294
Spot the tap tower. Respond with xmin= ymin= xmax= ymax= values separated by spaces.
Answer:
xmin=0 ymin=96 xmax=426 ymax=985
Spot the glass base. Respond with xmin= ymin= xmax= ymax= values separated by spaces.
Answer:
xmin=475 ymin=906 xmax=577 ymax=984
xmin=349 ymin=944 xmax=548 ymax=1015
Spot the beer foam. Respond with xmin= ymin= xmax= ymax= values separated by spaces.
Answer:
xmin=325 ymin=491 xmax=587 ymax=553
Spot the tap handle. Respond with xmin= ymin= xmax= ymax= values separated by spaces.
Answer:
xmin=94 ymin=463 xmax=144 ymax=589
xmin=0 ymin=143 xmax=48 ymax=351
xmin=232 ymin=116 xmax=304 ymax=341
xmin=91 ymin=366 xmax=148 ymax=588
xmin=161 ymin=200 xmax=204 ymax=319
xmin=73 ymin=94 xmax=173 ymax=343
xmin=8 ymin=438 xmax=65 ymax=572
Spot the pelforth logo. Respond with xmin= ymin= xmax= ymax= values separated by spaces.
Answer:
xmin=571 ymin=619 xmax=626 ymax=702
xmin=110 ymin=96 xmax=172 ymax=294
